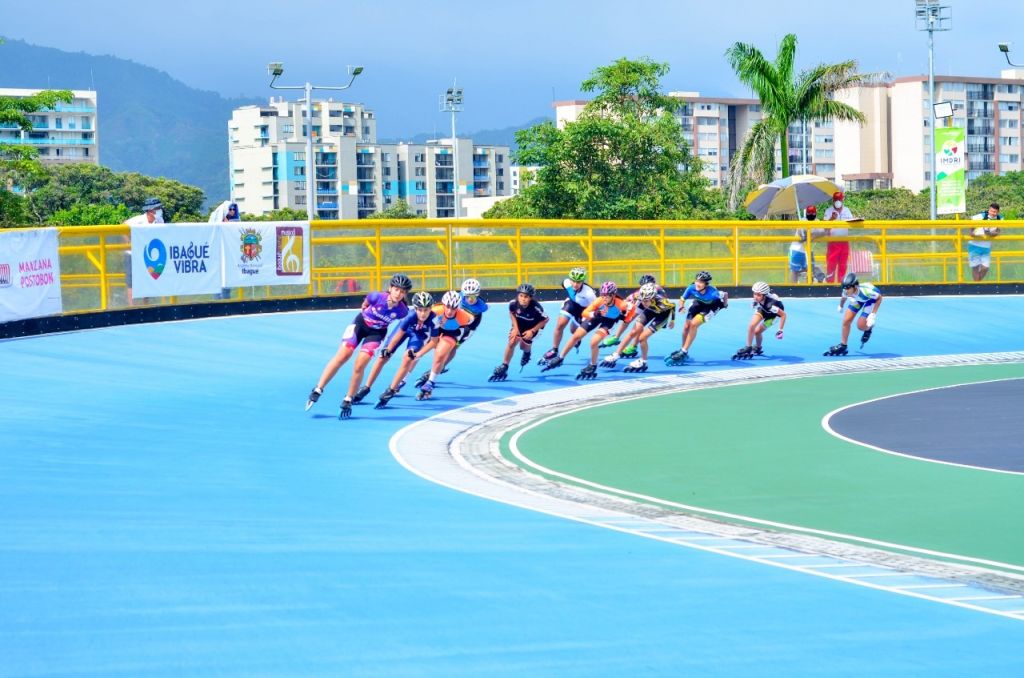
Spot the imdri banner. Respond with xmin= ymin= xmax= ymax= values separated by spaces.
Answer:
xmin=935 ymin=127 xmax=966 ymax=215
xmin=130 ymin=224 xmax=223 ymax=298
xmin=0 ymin=227 xmax=63 ymax=322
xmin=219 ymin=222 xmax=310 ymax=287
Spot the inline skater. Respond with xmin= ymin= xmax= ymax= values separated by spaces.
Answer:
xmin=305 ymin=273 xmax=413 ymax=419
xmin=417 ymin=290 xmax=475 ymax=400
xmin=733 ymin=281 xmax=786 ymax=360
xmin=539 ymin=267 xmax=596 ymax=366
xmin=824 ymin=273 xmax=883 ymax=356
xmin=601 ymin=281 xmax=675 ymax=373
xmin=489 ymin=283 xmax=549 ymax=382
xmin=664 ymin=271 xmax=729 ymax=366
xmin=542 ymin=281 xmax=634 ymax=380
xmin=356 ymin=291 xmax=438 ymax=410
xmin=600 ymin=273 xmax=656 ymax=351
xmin=415 ymin=277 xmax=488 ymax=388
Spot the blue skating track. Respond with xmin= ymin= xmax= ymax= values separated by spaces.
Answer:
xmin=3 ymin=294 xmax=1024 ymax=676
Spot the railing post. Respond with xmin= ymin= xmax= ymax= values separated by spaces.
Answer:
xmin=375 ymin=223 xmax=383 ymax=291
xmin=515 ymin=224 xmax=522 ymax=287
xmin=308 ymin=221 xmax=316 ymax=297
xmin=99 ymin=233 xmax=108 ymax=310
xmin=587 ymin=226 xmax=594 ymax=281
xmin=879 ymin=223 xmax=888 ymax=284
xmin=446 ymin=221 xmax=454 ymax=291
xmin=733 ymin=223 xmax=741 ymax=285
xmin=660 ymin=226 xmax=666 ymax=285
xmin=955 ymin=220 xmax=964 ymax=283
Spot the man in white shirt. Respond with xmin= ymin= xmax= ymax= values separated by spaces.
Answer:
xmin=822 ymin=190 xmax=853 ymax=283
xmin=967 ymin=202 xmax=1002 ymax=281
xmin=123 ymin=197 xmax=165 ymax=304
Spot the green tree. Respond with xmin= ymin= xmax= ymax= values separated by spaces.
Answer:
xmin=499 ymin=57 xmax=718 ymax=220
xmin=965 ymin=171 xmax=1024 ymax=219
xmin=0 ymin=46 xmax=73 ymax=227
xmin=48 ymin=203 xmax=133 ymax=226
xmin=365 ymin=198 xmax=425 ymax=219
xmin=725 ymin=34 xmax=870 ymax=208
xmin=241 ymin=207 xmax=308 ymax=222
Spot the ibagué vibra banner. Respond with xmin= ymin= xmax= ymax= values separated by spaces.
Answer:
xmin=130 ymin=224 xmax=223 ymax=298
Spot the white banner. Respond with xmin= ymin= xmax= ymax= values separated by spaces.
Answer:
xmin=130 ymin=224 xmax=223 ymax=298
xmin=219 ymin=222 xmax=310 ymax=287
xmin=0 ymin=227 xmax=63 ymax=322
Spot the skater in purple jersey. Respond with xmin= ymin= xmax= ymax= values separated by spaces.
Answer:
xmin=305 ymin=274 xmax=413 ymax=419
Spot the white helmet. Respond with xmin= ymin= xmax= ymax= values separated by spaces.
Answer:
xmin=638 ymin=282 xmax=658 ymax=301
xmin=752 ymin=281 xmax=771 ymax=295
xmin=442 ymin=290 xmax=462 ymax=309
xmin=460 ymin=278 xmax=481 ymax=296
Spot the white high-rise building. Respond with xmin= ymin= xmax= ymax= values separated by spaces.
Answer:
xmin=0 ymin=88 xmax=99 ymax=165
xmin=228 ymin=98 xmax=509 ymax=218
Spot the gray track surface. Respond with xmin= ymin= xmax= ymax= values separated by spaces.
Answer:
xmin=829 ymin=378 xmax=1024 ymax=473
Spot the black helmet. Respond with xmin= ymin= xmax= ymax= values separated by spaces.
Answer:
xmin=516 ymin=283 xmax=536 ymax=297
xmin=695 ymin=271 xmax=712 ymax=282
xmin=638 ymin=274 xmax=656 ymax=286
xmin=841 ymin=273 xmax=859 ymax=289
xmin=389 ymin=274 xmax=413 ymax=292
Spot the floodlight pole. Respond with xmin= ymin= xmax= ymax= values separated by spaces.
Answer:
xmin=999 ymin=43 xmax=1023 ymax=68
xmin=269 ymin=64 xmax=363 ymax=220
xmin=916 ymin=1 xmax=952 ymax=221
xmin=440 ymin=82 xmax=464 ymax=218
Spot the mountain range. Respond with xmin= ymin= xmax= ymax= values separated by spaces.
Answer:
xmin=1 ymin=39 xmax=542 ymax=207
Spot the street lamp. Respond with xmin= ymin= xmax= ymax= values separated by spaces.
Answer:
xmin=915 ymin=0 xmax=952 ymax=221
xmin=439 ymin=83 xmax=464 ymax=218
xmin=268 ymin=62 xmax=363 ymax=220
xmin=999 ymin=43 xmax=1023 ymax=68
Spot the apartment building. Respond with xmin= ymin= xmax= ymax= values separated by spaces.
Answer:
xmin=0 ymin=88 xmax=99 ymax=165
xmin=554 ymin=95 xmax=837 ymax=189
xmin=228 ymin=98 xmax=509 ymax=218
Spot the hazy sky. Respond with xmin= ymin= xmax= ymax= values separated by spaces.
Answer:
xmin=3 ymin=0 xmax=1022 ymax=138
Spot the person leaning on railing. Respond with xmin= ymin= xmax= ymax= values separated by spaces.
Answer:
xmin=967 ymin=202 xmax=1002 ymax=282
xmin=823 ymin=191 xmax=853 ymax=283
xmin=122 ymin=197 xmax=165 ymax=306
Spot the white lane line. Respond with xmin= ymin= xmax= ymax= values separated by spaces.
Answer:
xmin=391 ymin=352 xmax=1024 ymax=622
xmin=895 ymin=584 xmax=971 ymax=590
xmin=821 ymin=377 xmax=1024 ymax=477
xmin=947 ymin=595 xmax=1024 ymax=602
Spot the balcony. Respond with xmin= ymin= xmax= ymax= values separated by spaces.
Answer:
xmin=435 ymin=168 xmax=454 ymax=180
xmin=473 ymin=171 xmax=489 ymax=180
xmin=316 ymin=201 xmax=338 ymax=209
xmin=436 ymin=196 xmax=455 ymax=208
xmin=356 ymin=156 xmax=375 ymax=167
xmin=435 ymin=182 xmax=453 ymax=194
xmin=358 ymin=197 xmax=376 ymax=209
xmin=473 ymin=159 xmax=489 ymax=167
xmin=358 ymin=182 xmax=375 ymax=195
xmin=1 ymin=138 xmax=94 ymax=145
xmin=435 ymin=157 xmax=453 ymax=167
xmin=315 ymin=169 xmax=337 ymax=180
xmin=357 ymin=168 xmax=374 ymax=180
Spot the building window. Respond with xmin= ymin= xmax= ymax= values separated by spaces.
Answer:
xmin=747 ymin=104 xmax=761 ymax=112
xmin=382 ymin=153 xmax=391 ymax=162
xmin=293 ymin=152 xmax=305 ymax=161
xmin=697 ymin=116 xmax=718 ymax=126
xmin=999 ymin=154 xmax=1020 ymax=163
xmin=415 ymin=181 xmax=426 ymax=190
xmin=814 ymin=135 xmax=833 ymax=144
xmin=1001 ymin=136 xmax=1019 ymax=146
xmin=414 ymin=167 xmax=426 ymax=176
xmin=414 ymin=153 xmax=425 ymax=162
xmin=496 ymin=154 xmax=503 ymax=162
xmin=362 ymin=126 xmax=370 ymax=136
xmin=295 ymin=181 xmax=306 ymax=191
xmin=329 ymin=125 xmax=342 ymax=132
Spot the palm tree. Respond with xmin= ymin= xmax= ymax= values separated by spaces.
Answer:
xmin=725 ymin=34 xmax=870 ymax=209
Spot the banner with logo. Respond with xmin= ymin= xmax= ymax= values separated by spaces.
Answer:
xmin=0 ymin=227 xmax=63 ymax=322
xmin=219 ymin=222 xmax=310 ymax=287
xmin=935 ymin=127 xmax=966 ymax=215
xmin=130 ymin=224 xmax=223 ymax=298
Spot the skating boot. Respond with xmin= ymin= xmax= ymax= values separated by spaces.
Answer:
xmin=488 ymin=363 xmax=509 ymax=382
xmin=305 ymin=386 xmax=323 ymax=412
xmin=623 ymin=358 xmax=648 ymax=373
xmin=351 ymin=385 xmax=371 ymax=404
xmin=732 ymin=346 xmax=754 ymax=360
xmin=538 ymin=348 xmax=558 ymax=366
xmin=519 ymin=351 xmax=531 ymax=371
xmin=396 ymin=379 xmax=407 ymax=392
xmin=720 ymin=291 xmax=729 ymax=308
xmin=664 ymin=349 xmax=689 ymax=366
xmin=374 ymin=387 xmax=397 ymax=410
xmin=600 ymin=352 xmax=620 ymax=368
xmin=600 ymin=335 xmax=620 ymax=348
xmin=621 ymin=345 xmax=639 ymax=359
xmin=540 ymin=356 xmax=564 ymax=373
xmin=860 ymin=328 xmax=873 ymax=348
xmin=752 ymin=345 xmax=764 ymax=356
xmin=823 ymin=343 xmax=849 ymax=357
xmin=414 ymin=370 xmax=431 ymax=389
xmin=416 ymin=380 xmax=435 ymax=401
xmin=339 ymin=398 xmax=353 ymax=420
xmin=576 ymin=364 xmax=598 ymax=380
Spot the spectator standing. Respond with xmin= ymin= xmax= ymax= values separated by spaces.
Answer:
xmin=123 ymin=197 xmax=165 ymax=305
xmin=967 ymin=202 xmax=1002 ymax=281
xmin=788 ymin=205 xmax=826 ymax=283
xmin=822 ymin=191 xmax=853 ymax=283
xmin=214 ymin=202 xmax=241 ymax=299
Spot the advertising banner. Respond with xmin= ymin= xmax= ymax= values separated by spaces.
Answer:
xmin=130 ymin=224 xmax=223 ymax=298
xmin=0 ymin=227 xmax=63 ymax=322
xmin=220 ymin=222 xmax=310 ymax=287
xmin=935 ymin=126 xmax=966 ymax=215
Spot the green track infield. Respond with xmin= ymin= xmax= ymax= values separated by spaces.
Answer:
xmin=505 ymin=363 xmax=1024 ymax=573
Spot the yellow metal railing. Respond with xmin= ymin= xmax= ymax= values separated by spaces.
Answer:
xmin=19 ymin=218 xmax=1024 ymax=317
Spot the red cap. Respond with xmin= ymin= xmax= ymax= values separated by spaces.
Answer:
xmin=833 ymin=191 xmax=845 ymax=201
xmin=805 ymin=205 xmax=817 ymax=215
